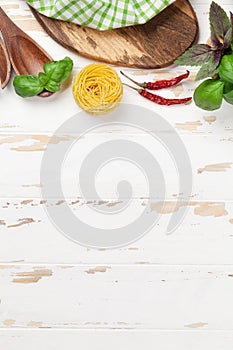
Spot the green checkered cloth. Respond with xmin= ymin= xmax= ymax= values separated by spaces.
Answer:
xmin=27 ymin=0 xmax=174 ymax=30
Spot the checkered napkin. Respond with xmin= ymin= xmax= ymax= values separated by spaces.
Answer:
xmin=27 ymin=0 xmax=174 ymax=30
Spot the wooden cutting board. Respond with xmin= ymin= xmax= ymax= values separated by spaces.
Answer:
xmin=30 ymin=0 xmax=198 ymax=69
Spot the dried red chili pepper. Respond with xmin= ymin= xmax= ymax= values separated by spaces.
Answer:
xmin=120 ymin=70 xmax=190 ymax=90
xmin=140 ymin=89 xmax=192 ymax=105
xmin=124 ymin=84 xmax=192 ymax=106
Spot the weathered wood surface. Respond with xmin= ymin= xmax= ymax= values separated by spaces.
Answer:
xmin=0 ymin=264 xmax=233 ymax=330
xmin=1 ymin=330 xmax=233 ymax=350
xmin=0 ymin=0 xmax=233 ymax=348
xmin=0 ymin=199 xmax=233 ymax=264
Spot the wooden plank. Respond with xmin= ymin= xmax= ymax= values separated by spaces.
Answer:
xmin=0 ymin=133 xmax=232 ymax=199
xmin=1 ymin=330 xmax=233 ymax=350
xmin=0 ymin=198 xmax=233 ymax=264
xmin=0 ymin=264 xmax=233 ymax=329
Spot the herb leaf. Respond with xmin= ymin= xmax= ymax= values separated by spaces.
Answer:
xmin=195 ymin=63 xmax=218 ymax=81
xmin=223 ymin=81 xmax=233 ymax=104
xmin=209 ymin=1 xmax=232 ymax=47
xmin=194 ymin=79 xmax=224 ymax=110
xmin=13 ymin=57 xmax=73 ymax=97
xmin=174 ymin=44 xmax=214 ymax=66
xmin=223 ymin=81 xmax=233 ymax=94
xmin=45 ymin=80 xmax=61 ymax=92
xmin=218 ymin=54 xmax=233 ymax=83
xmin=38 ymin=72 xmax=48 ymax=86
xmin=195 ymin=50 xmax=221 ymax=80
xmin=13 ymin=75 xmax=43 ymax=97
xmin=224 ymin=27 xmax=233 ymax=48
xmin=223 ymin=89 xmax=233 ymax=104
xmin=44 ymin=57 xmax=73 ymax=84
xmin=230 ymin=12 xmax=233 ymax=37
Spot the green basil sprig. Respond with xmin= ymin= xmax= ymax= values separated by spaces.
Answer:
xmin=13 ymin=56 xmax=73 ymax=97
xmin=193 ymin=55 xmax=233 ymax=110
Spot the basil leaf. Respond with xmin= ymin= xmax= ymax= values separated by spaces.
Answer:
xmin=209 ymin=1 xmax=232 ymax=48
xmin=45 ymin=80 xmax=61 ymax=92
xmin=38 ymin=72 xmax=48 ymax=86
xmin=223 ymin=81 xmax=233 ymax=104
xmin=229 ymin=11 xmax=233 ymax=51
xmin=43 ymin=57 xmax=73 ymax=84
xmin=175 ymin=44 xmax=214 ymax=66
xmin=194 ymin=79 xmax=224 ymax=110
xmin=224 ymin=27 xmax=233 ymax=48
xmin=13 ymin=57 xmax=73 ymax=97
xmin=13 ymin=75 xmax=44 ymax=97
xmin=195 ymin=64 xmax=218 ymax=81
xmin=223 ymin=81 xmax=233 ymax=93
xmin=218 ymin=54 xmax=233 ymax=83
xmin=223 ymin=89 xmax=233 ymax=104
xmin=195 ymin=50 xmax=221 ymax=80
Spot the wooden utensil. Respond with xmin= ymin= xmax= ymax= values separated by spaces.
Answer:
xmin=30 ymin=0 xmax=198 ymax=69
xmin=0 ymin=37 xmax=11 ymax=89
xmin=0 ymin=6 xmax=53 ymax=97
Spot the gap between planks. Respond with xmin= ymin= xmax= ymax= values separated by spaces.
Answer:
xmin=1 ymin=328 xmax=233 ymax=332
xmin=1 ymin=197 xmax=233 ymax=201
xmin=2 ymin=263 xmax=233 ymax=267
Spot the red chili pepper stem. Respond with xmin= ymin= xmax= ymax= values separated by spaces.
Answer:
xmin=120 ymin=71 xmax=146 ymax=88
xmin=123 ymin=83 xmax=142 ymax=93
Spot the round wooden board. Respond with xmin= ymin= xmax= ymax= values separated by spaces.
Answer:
xmin=30 ymin=0 xmax=198 ymax=69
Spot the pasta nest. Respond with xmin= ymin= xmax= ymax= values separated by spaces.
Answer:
xmin=72 ymin=63 xmax=123 ymax=115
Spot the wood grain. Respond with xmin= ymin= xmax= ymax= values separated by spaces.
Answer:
xmin=0 ymin=37 xmax=11 ymax=88
xmin=0 ymin=133 xmax=232 ymax=200
xmin=0 ymin=6 xmax=53 ymax=76
xmin=0 ymin=199 xmax=233 ymax=264
xmin=0 ymin=5 xmax=53 ymax=96
xmin=29 ymin=0 xmax=198 ymax=68
xmin=0 ymin=264 xmax=233 ymax=329
xmin=1 ymin=330 xmax=233 ymax=350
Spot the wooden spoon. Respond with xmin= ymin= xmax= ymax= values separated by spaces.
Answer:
xmin=0 ymin=6 xmax=53 ymax=97
xmin=0 ymin=37 xmax=11 ymax=89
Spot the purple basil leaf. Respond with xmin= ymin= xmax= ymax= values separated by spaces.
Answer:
xmin=195 ymin=50 xmax=221 ymax=81
xmin=230 ymin=12 xmax=233 ymax=38
xmin=210 ymin=29 xmax=221 ymax=47
xmin=174 ymin=44 xmax=214 ymax=66
xmin=195 ymin=65 xmax=218 ymax=81
xmin=209 ymin=2 xmax=231 ymax=47
xmin=213 ymin=49 xmax=222 ymax=65
xmin=224 ymin=27 xmax=233 ymax=48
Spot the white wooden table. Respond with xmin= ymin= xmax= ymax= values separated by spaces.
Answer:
xmin=0 ymin=0 xmax=233 ymax=348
